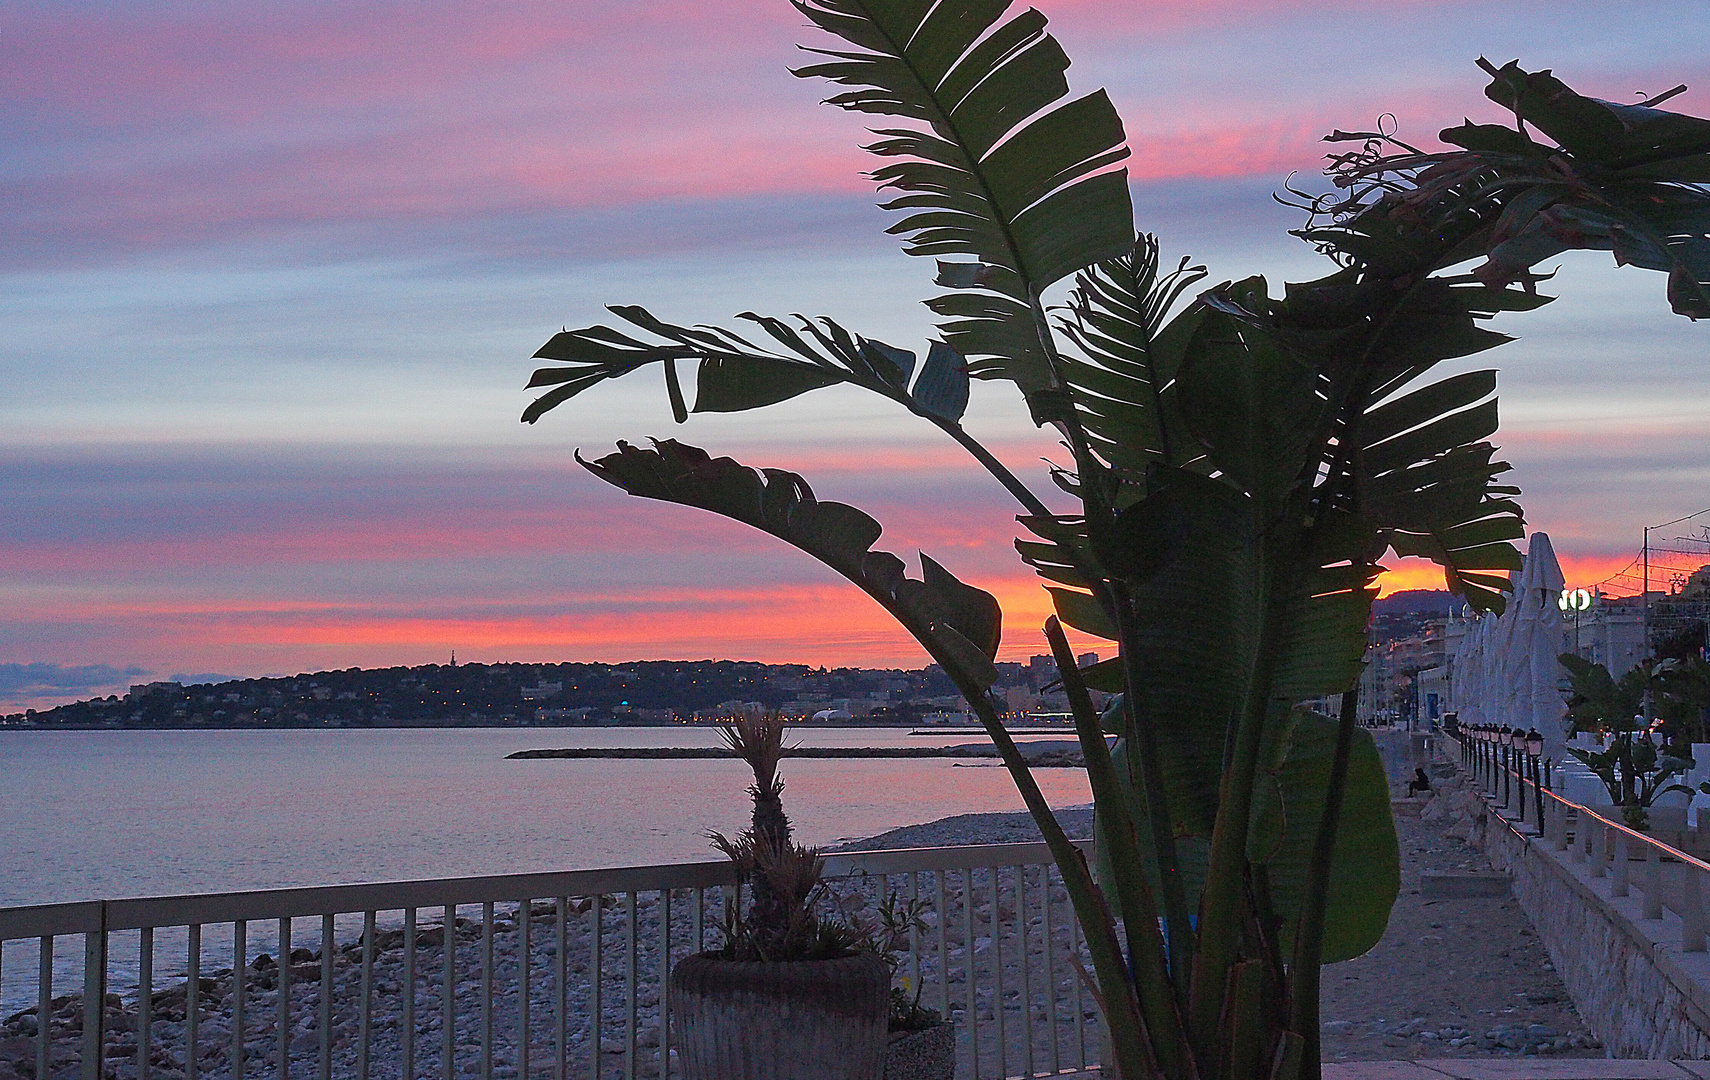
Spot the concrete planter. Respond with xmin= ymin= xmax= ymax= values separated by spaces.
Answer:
xmin=882 ymin=1022 xmax=954 ymax=1080
xmin=669 ymin=951 xmax=889 ymax=1080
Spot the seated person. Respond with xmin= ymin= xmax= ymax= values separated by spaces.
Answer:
xmin=1406 ymin=767 xmax=1432 ymax=796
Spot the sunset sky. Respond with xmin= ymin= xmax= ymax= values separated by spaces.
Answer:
xmin=4 ymin=0 xmax=1707 ymax=709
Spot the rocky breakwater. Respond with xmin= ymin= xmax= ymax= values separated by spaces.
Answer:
xmin=507 ymin=740 xmax=1088 ymax=766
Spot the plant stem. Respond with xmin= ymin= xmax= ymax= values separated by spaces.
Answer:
xmin=1111 ymin=583 xmax=1197 ymax=1004
xmin=923 ymin=414 xmax=1054 ymax=519
xmin=1188 ymin=536 xmax=1296 ymax=1062
xmin=1286 ymin=683 xmax=1360 ymax=1080
xmin=1048 ymin=616 xmax=1194 ymax=1080
xmin=853 ymin=581 xmax=1159 ymax=1079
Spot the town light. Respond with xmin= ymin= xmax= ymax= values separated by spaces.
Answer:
xmin=1525 ymin=729 xmax=1544 ymax=756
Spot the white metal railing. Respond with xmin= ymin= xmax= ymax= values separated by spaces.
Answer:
xmin=1448 ymin=731 xmax=1709 ymax=954
xmin=0 ymin=841 xmax=1101 ymax=1080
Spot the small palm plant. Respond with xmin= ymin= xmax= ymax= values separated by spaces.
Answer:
xmin=709 ymin=712 xmax=859 ymax=961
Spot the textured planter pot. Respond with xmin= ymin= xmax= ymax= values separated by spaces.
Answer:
xmin=882 ymin=1022 xmax=954 ymax=1080
xmin=670 ymin=951 xmax=889 ymax=1080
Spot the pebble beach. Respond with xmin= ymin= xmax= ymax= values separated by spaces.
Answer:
xmin=2 ymin=777 xmax=1614 ymax=1079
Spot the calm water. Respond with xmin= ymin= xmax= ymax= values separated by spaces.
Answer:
xmin=0 ymin=727 xmax=1089 ymax=907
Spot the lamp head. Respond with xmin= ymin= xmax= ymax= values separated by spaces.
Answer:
xmin=1525 ymin=729 xmax=1544 ymax=755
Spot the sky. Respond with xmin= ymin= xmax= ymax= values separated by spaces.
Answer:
xmin=4 ymin=0 xmax=1708 ymax=710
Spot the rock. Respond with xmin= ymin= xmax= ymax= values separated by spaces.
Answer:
xmin=1321 ymin=1020 xmax=1354 ymax=1035
xmin=883 ymin=1023 xmax=954 ymax=1080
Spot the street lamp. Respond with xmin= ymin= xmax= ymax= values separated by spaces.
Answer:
xmin=1482 ymin=725 xmax=1494 ymax=790
xmin=1526 ymin=728 xmax=1545 ymax=829
xmin=1499 ymin=727 xmax=1511 ymax=807
xmin=1487 ymin=726 xmax=1497 ymax=795
xmin=1507 ymin=727 xmax=1525 ymax=811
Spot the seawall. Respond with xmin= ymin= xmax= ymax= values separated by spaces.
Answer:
xmin=1432 ymin=760 xmax=1710 ymax=1058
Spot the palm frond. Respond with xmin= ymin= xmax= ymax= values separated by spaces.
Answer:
xmin=580 ymin=438 xmax=1004 ymax=689
xmin=1054 ymin=236 xmax=1208 ymax=473
xmin=1355 ymin=367 xmax=1524 ymax=614
xmin=523 ymin=306 xmax=969 ymax=424
xmin=793 ymin=0 xmax=1136 ymax=393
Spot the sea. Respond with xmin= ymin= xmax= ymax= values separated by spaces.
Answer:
xmin=0 ymin=726 xmax=1091 ymax=908
xmin=0 ymin=726 xmax=1090 ymax=1012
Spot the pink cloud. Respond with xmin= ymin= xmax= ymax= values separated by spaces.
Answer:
xmin=11 ymin=0 xmax=1703 ymax=264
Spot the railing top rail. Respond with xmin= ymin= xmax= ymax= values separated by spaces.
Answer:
xmin=1540 ymin=787 xmax=1710 ymax=871
xmin=0 ymin=900 xmax=102 ymax=940
xmin=0 ymin=838 xmax=1087 ymax=940
xmin=1445 ymin=731 xmax=1710 ymax=873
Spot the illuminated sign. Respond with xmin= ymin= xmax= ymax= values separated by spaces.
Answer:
xmin=1558 ymin=588 xmax=1593 ymax=612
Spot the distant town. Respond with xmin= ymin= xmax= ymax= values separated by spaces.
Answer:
xmin=3 ymin=589 xmax=1541 ymax=730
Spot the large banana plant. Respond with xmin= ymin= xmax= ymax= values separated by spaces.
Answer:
xmin=522 ymin=5 xmax=1709 ymax=1076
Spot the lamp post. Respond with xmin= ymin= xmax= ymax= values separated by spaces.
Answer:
xmin=1527 ymin=728 xmax=1545 ymax=830
xmin=1480 ymin=725 xmax=1490 ymax=789
xmin=1521 ymin=730 xmax=1532 ymax=822
xmin=1499 ymin=728 xmax=1511 ymax=808
xmin=1510 ymin=727 xmax=1525 ymax=810
xmin=1482 ymin=726 xmax=1494 ymax=791
xmin=1488 ymin=726 xmax=1499 ymax=793
xmin=1514 ymin=727 xmax=1531 ymax=819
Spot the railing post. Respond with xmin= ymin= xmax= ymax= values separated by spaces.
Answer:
xmin=82 ymin=903 xmax=108 ymax=1080
xmin=1684 ymin=863 xmax=1706 ymax=952
xmin=1591 ymin=820 xmax=1607 ymax=877
xmin=1613 ymin=831 xmax=1630 ymax=896
xmin=38 ymin=937 xmax=52 ymax=1080
xmin=1645 ymin=844 xmax=1664 ymax=919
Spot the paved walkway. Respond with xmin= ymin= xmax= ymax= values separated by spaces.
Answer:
xmin=1063 ymin=1066 xmax=1710 ymax=1080
xmin=1326 ymin=1062 xmax=1710 ymax=1080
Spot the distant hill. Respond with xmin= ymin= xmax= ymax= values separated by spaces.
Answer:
xmin=0 ymin=657 xmax=965 ymax=730
xmin=1373 ymin=589 xmax=1457 ymax=616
